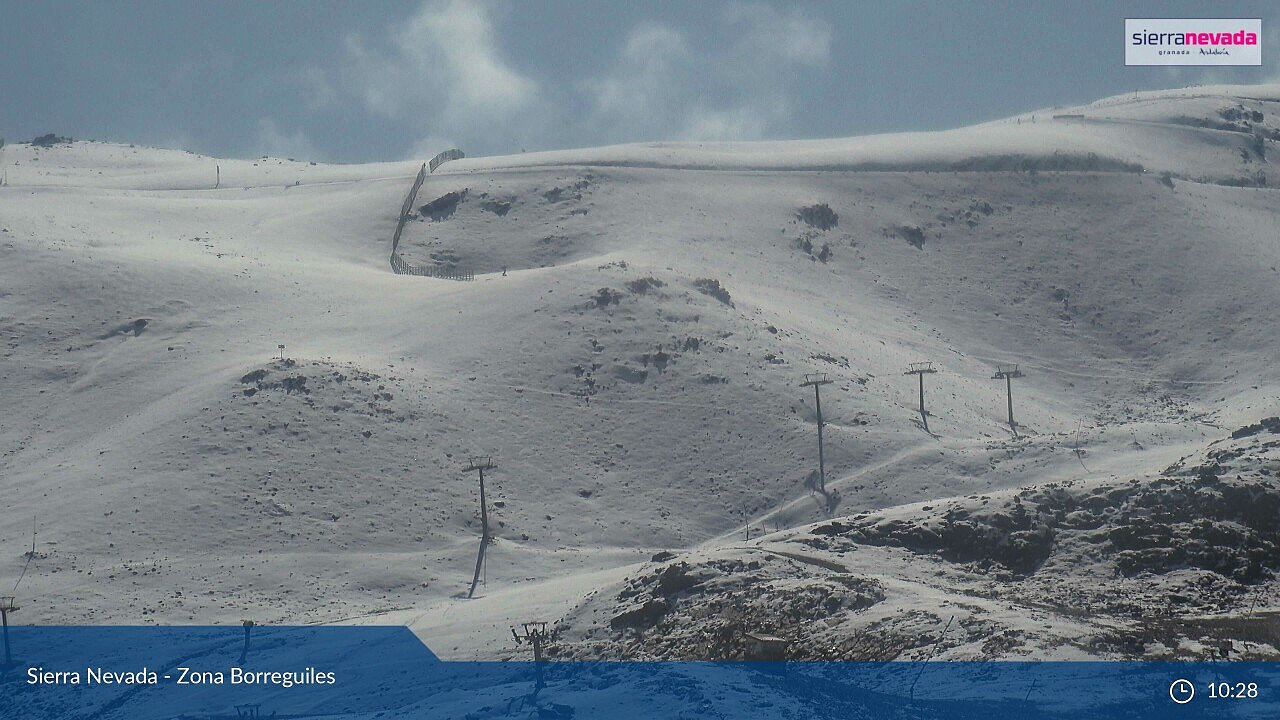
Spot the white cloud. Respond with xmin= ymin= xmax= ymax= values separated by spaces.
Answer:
xmin=579 ymin=23 xmax=694 ymax=141
xmin=314 ymin=0 xmax=831 ymax=155
xmin=721 ymin=1 xmax=830 ymax=68
xmin=414 ymin=1 xmax=536 ymax=113
xmin=1263 ymin=23 xmax=1280 ymax=83
xmin=335 ymin=0 xmax=544 ymax=158
xmin=150 ymin=129 xmax=196 ymax=154
xmin=253 ymin=118 xmax=320 ymax=160
xmin=681 ymin=107 xmax=768 ymax=142
xmin=580 ymin=3 xmax=832 ymax=143
xmin=294 ymin=66 xmax=338 ymax=112
xmin=405 ymin=134 xmax=459 ymax=162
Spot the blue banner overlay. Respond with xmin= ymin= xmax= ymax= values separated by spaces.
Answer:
xmin=0 ymin=626 xmax=1276 ymax=718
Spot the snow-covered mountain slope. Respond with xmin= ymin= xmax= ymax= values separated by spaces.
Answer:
xmin=1 ymin=84 xmax=1279 ymax=660
xmin=552 ymin=422 xmax=1280 ymax=662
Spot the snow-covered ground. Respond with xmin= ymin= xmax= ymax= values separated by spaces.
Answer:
xmin=2 ymin=83 xmax=1280 ymax=662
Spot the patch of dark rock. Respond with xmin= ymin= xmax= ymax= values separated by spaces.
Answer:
xmin=797 ymin=203 xmax=838 ymax=230
xmin=610 ymin=598 xmax=669 ymax=629
xmin=104 ymin=318 xmax=150 ymax=338
xmin=796 ymin=234 xmax=833 ymax=262
xmin=810 ymin=353 xmax=850 ymax=368
xmin=656 ymin=563 xmax=701 ymax=595
xmin=593 ymin=287 xmax=622 ymax=307
xmin=1221 ymin=105 xmax=1265 ymax=125
xmin=1231 ymin=417 xmax=1280 ymax=439
xmin=612 ymin=365 xmax=648 ymax=384
xmin=240 ymin=369 xmax=268 ymax=384
xmin=418 ymin=189 xmax=468 ymax=220
xmin=638 ymin=348 xmax=671 ymax=371
xmin=891 ymin=225 xmax=927 ymax=249
xmin=480 ymin=199 xmax=512 ymax=216
xmin=543 ymin=182 xmax=587 ymax=203
xmin=257 ymin=375 xmax=309 ymax=394
xmin=692 ymin=278 xmax=733 ymax=306
xmin=812 ymin=521 xmax=851 ymax=536
xmin=626 ymin=277 xmax=666 ymax=294
xmin=949 ymin=152 xmax=1144 ymax=173
xmin=31 ymin=133 xmax=72 ymax=147
xmin=835 ymin=512 xmax=1056 ymax=575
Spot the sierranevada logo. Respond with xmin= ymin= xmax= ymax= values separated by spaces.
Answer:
xmin=1125 ymin=19 xmax=1262 ymax=66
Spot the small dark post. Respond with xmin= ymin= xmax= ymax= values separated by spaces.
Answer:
xmin=991 ymin=364 xmax=1025 ymax=435
xmin=237 ymin=619 xmax=255 ymax=665
xmin=464 ymin=457 xmax=497 ymax=599
xmin=903 ymin=362 xmax=937 ymax=431
xmin=800 ymin=373 xmax=834 ymax=494
xmin=0 ymin=596 xmax=17 ymax=667
xmin=910 ymin=615 xmax=954 ymax=699
xmin=512 ymin=621 xmax=548 ymax=662
xmin=215 ymin=164 xmax=220 ymax=189
xmin=512 ymin=621 xmax=549 ymax=688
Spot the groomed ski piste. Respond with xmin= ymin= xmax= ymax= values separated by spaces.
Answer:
xmin=3 ymin=83 xmax=1280 ymax=674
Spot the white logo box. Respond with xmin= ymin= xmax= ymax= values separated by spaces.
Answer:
xmin=1126 ymin=18 xmax=1261 ymax=66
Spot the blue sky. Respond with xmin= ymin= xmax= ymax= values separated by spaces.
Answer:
xmin=2 ymin=1 xmax=1276 ymax=162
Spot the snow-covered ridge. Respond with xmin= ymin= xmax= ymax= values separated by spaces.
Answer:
xmin=438 ymin=84 xmax=1280 ymax=186
xmin=4 ymin=83 xmax=1279 ymax=190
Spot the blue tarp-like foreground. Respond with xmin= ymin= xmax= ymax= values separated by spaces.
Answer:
xmin=0 ymin=626 xmax=1276 ymax=718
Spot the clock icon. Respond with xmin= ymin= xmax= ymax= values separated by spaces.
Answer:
xmin=1170 ymin=678 xmax=1195 ymax=704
